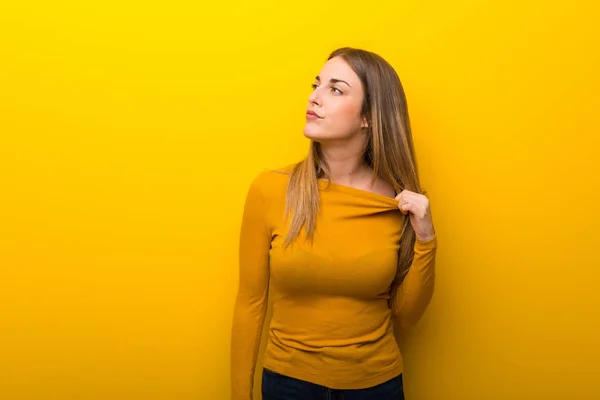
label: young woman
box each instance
[231,47,437,400]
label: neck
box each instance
[318,139,371,185]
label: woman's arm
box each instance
[230,175,271,400]
[390,236,437,329]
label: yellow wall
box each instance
[1,1,599,399]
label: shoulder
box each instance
[251,163,295,186]
[372,177,397,198]
[247,162,298,200]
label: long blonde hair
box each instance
[284,47,423,283]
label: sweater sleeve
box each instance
[230,175,272,400]
[390,236,437,329]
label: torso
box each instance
[261,168,405,389]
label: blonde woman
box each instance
[231,47,437,400]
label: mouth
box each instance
[306,110,322,119]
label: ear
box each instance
[361,116,369,129]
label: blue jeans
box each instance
[261,368,405,400]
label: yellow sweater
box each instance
[230,167,437,399]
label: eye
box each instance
[331,87,343,94]
[311,83,318,90]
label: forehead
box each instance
[317,56,361,85]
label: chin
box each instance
[303,126,318,139]
[303,125,329,141]
[303,126,351,143]
[303,131,321,140]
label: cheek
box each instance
[330,102,363,129]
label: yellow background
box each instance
[1,1,599,399]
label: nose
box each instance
[308,87,321,106]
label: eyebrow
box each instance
[315,76,351,88]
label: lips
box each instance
[306,110,322,118]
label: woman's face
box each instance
[303,56,367,142]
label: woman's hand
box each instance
[395,190,436,242]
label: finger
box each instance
[399,200,412,215]
[395,189,414,203]
[396,190,424,205]
[401,190,423,202]
[401,191,429,210]
[402,199,427,218]
[395,189,412,198]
